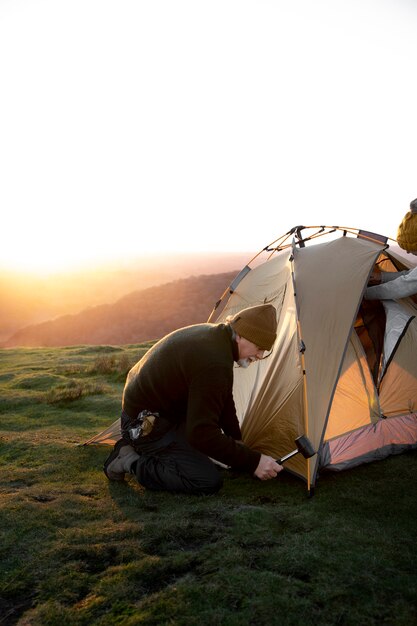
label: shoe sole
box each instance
[103,439,130,481]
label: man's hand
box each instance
[254,454,283,480]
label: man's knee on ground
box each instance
[197,467,223,495]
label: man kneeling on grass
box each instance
[104,304,283,494]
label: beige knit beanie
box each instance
[397,198,417,252]
[230,304,277,351]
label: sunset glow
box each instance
[1,0,416,275]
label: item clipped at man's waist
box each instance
[122,409,173,444]
[128,410,159,441]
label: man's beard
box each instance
[237,358,254,368]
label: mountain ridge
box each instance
[0,252,252,342]
[2,271,237,348]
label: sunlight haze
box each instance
[1,0,416,273]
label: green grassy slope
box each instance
[1,346,416,626]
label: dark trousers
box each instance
[130,424,223,495]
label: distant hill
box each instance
[0,252,252,342]
[2,271,237,347]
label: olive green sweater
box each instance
[122,323,261,473]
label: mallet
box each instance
[277,434,315,464]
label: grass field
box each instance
[0,345,416,626]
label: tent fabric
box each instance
[324,330,380,441]
[379,315,417,416]
[380,300,414,375]
[320,412,417,470]
[83,418,121,446]
[293,238,382,485]
[212,231,417,489]
[215,236,386,487]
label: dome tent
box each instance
[208,225,417,493]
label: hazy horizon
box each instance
[0,249,256,278]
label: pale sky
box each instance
[1,0,416,272]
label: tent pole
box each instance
[290,249,312,492]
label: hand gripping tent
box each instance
[207,225,417,493]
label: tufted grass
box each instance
[0,345,416,626]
